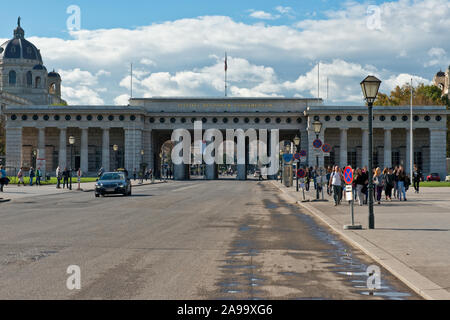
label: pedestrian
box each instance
[133,168,137,181]
[305,167,311,191]
[374,167,384,204]
[17,167,25,186]
[383,168,394,201]
[326,167,332,196]
[361,167,369,205]
[35,167,42,186]
[29,167,35,186]
[0,165,8,192]
[397,166,407,201]
[412,164,421,193]
[393,166,399,199]
[62,167,69,189]
[355,168,366,206]
[56,166,62,188]
[329,166,343,206]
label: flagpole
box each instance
[130,62,133,99]
[317,62,320,99]
[410,78,413,180]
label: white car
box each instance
[446,175,450,182]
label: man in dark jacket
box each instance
[62,167,70,189]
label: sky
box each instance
[1,0,449,105]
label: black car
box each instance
[95,172,132,197]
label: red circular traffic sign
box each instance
[293,153,301,160]
[299,150,307,157]
[296,168,306,178]
[322,143,331,153]
[344,166,353,184]
[313,139,322,149]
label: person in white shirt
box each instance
[329,166,343,206]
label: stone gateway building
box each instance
[1,21,449,180]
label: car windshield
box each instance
[100,173,125,180]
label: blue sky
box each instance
[1,0,448,105]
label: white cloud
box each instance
[61,85,104,105]
[114,94,130,105]
[16,0,450,105]
[249,10,280,20]
[275,6,292,14]
[424,47,448,67]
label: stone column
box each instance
[124,128,143,173]
[383,129,392,169]
[102,128,110,171]
[406,129,411,175]
[80,128,88,174]
[205,139,218,180]
[173,137,188,181]
[5,127,22,175]
[362,129,369,168]
[143,129,153,171]
[429,128,446,180]
[59,128,67,169]
[339,128,348,167]
[37,127,46,177]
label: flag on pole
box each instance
[224,52,227,71]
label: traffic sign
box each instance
[282,153,293,163]
[322,143,331,153]
[313,139,322,149]
[344,166,353,184]
[293,153,301,160]
[299,150,307,157]
[345,185,353,201]
[296,168,306,178]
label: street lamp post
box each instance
[293,135,301,192]
[113,144,119,170]
[140,149,144,184]
[360,75,382,230]
[312,120,322,200]
[69,136,75,190]
[279,149,283,183]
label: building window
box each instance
[108,115,114,121]
[149,117,155,123]
[245,117,250,123]
[413,115,419,121]
[436,115,442,121]
[233,117,239,123]
[286,118,291,123]
[160,118,165,123]
[212,117,218,123]
[424,115,430,121]
[391,115,397,121]
[76,115,82,121]
[119,115,125,121]
[9,70,16,85]
[97,115,103,121]
[26,71,32,87]
[254,118,260,124]
[22,115,28,121]
[223,118,228,123]
[54,115,60,121]
[325,116,330,121]
[347,151,357,168]
[191,117,197,123]
[265,118,271,123]
[35,77,41,88]
[43,115,49,121]
[276,117,281,123]
[380,115,385,121]
[11,114,17,120]
[180,118,186,123]
[202,117,207,123]
[392,151,400,167]
[314,116,320,121]
[346,115,352,121]
[402,115,408,121]
[296,117,302,124]
[358,116,364,121]
[87,115,93,121]
[171,117,176,123]
[130,115,136,121]
[65,115,71,121]
[335,115,341,121]
[32,115,38,121]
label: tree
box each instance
[375,82,449,157]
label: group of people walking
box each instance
[322,164,422,206]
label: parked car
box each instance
[95,171,131,197]
[445,175,450,182]
[426,173,441,182]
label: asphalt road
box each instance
[0,180,419,299]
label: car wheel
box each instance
[95,193,99,198]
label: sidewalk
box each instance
[272,180,450,300]
[0,179,167,202]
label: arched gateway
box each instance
[2,97,448,181]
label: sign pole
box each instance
[343,166,362,230]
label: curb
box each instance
[271,180,450,300]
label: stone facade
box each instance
[1,99,448,180]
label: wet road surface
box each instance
[0,180,420,299]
